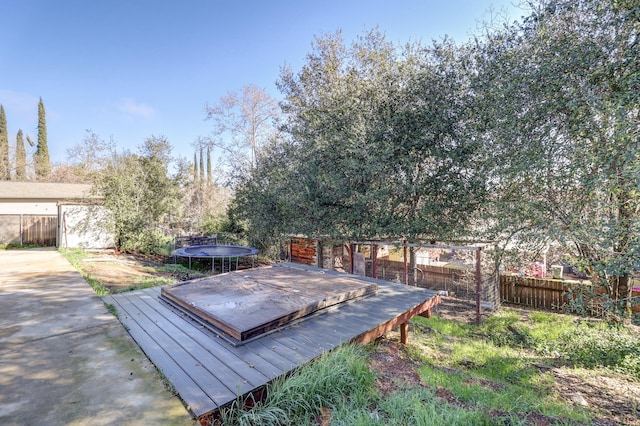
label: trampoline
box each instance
[173,244,259,273]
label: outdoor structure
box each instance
[160,264,377,343]
[172,235,259,273]
[173,244,258,273]
[0,182,113,248]
[289,237,499,324]
[104,262,441,420]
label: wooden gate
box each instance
[22,215,57,246]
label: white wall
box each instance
[0,201,57,215]
[58,204,114,249]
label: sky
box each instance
[0,0,524,166]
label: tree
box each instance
[231,138,299,252]
[0,105,9,180]
[65,130,114,180]
[474,0,640,319]
[92,135,180,252]
[231,30,486,252]
[34,97,51,179]
[180,137,229,234]
[207,146,212,185]
[268,30,484,242]
[199,146,205,182]
[193,151,198,182]
[15,129,26,180]
[205,84,280,182]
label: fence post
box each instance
[372,244,378,279]
[476,247,482,325]
[403,241,408,285]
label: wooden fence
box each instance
[500,274,571,310]
[500,274,640,314]
[21,215,57,246]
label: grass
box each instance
[211,308,639,425]
[60,248,228,299]
[117,276,176,293]
[156,263,209,280]
[0,243,43,250]
[59,247,111,296]
[59,248,202,296]
[104,303,118,317]
[58,247,638,423]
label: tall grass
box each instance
[211,308,640,425]
[216,344,375,425]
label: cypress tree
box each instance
[15,129,26,180]
[199,147,204,182]
[206,146,211,185]
[34,97,51,179]
[193,151,198,182]
[0,105,9,180]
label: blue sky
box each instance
[0,0,523,165]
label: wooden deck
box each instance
[103,262,441,419]
[160,265,378,342]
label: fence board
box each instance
[500,275,577,310]
[22,215,57,246]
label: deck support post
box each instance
[400,322,409,345]
[419,309,432,318]
[354,294,442,345]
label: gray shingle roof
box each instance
[0,182,95,200]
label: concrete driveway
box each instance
[0,249,194,426]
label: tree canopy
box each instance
[15,129,26,180]
[87,135,180,252]
[205,84,281,184]
[234,30,487,244]
[231,0,639,318]
[473,0,639,315]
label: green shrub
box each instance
[121,230,172,255]
[551,321,640,377]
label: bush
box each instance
[121,230,172,255]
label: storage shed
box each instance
[0,182,113,249]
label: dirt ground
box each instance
[80,250,193,292]
[82,251,640,425]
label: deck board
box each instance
[145,287,287,380]
[128,291,271,388]
[111,292,243,403]
[105,262,441,419]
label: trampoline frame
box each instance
[173,244,259,273]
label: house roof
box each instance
[0,182,95,200]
